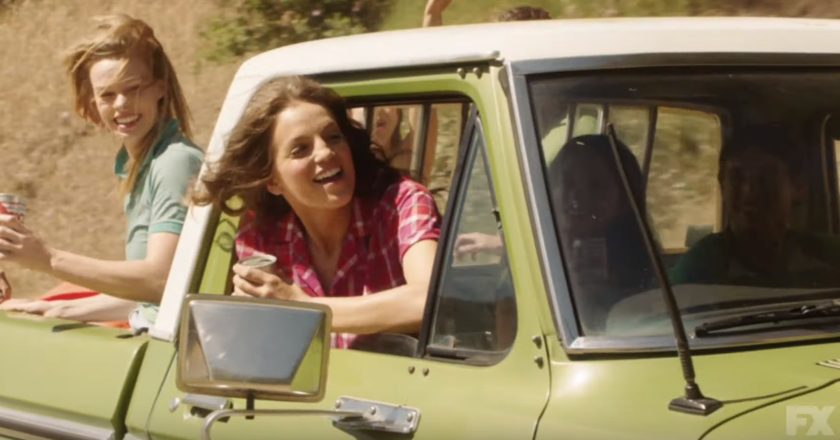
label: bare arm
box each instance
[423,0,452,27]
[0,293,137,321]
[0,214,178,303]
[0,269,10,300]
[232,240,438,334]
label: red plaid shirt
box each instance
[235,178,441,348]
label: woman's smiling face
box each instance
[89,56,164,151]
[266,101,357,214]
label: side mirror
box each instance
[176,294,331,402]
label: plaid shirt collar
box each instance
[276,198,370,244]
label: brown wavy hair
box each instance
[192,76,398,227]
[64,14,193,196]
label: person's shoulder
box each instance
[156,138,203,162]
[791,230,840,259]
[384,177,434,202]
[669,232,728,283]
[368,177,438,221]
[687,232,726,252]
[151,138,204,174]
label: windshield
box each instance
[529,68,840,343]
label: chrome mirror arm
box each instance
[202,397,421,439]
[202,408,364,440]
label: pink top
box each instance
[235,178,441,347]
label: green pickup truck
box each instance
[4,17,840,440]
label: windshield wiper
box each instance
[695,301,840,337]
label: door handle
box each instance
[332,397,420,434]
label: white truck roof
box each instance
[240,17,840,77]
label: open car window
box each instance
[529,69,840,344]
[349,100,469,213]
[426,116,516,364]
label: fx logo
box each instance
[786,406,835,436]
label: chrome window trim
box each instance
[511,52,840,77]
[0,405,114,440]
[508,52,840,353]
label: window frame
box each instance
[417,109,514,366]
[346,96,471,188]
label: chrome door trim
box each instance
[0,405,114,440]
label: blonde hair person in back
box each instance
[0,14,203,325]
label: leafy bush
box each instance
[203,0,393,62]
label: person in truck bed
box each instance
[0,14,203,325]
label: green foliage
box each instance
[380,0,838,30]
[202,0,393,62]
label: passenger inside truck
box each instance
[670,128,840,288]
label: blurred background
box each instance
[1,0,839,296]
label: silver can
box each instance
[239,253,277,273]
[0,193,25,219]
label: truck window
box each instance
[350,100,467,213]
[425,118,516,363]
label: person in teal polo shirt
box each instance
[669,129,840,288]
[0,15,202,323]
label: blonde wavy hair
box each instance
[64,14,193,195]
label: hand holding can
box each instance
[0,194,26,220]
[238,253,277,274]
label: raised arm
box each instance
[423,0,452,27]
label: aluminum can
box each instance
[0,194,25,219]
[239,253,277,273]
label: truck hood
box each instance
[703,370,840,440]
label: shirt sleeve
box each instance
[148,143,204,235]
[395,180,442,260]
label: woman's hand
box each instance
[0,214,53,272]
[0,294,136,321]
[0,298,51,314]
[454,232,503,259]
[231,263,308,302]
[0,270,11,301]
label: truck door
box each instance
[0,315,148,439]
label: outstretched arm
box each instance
[232,239,438,334]
[0,214,178,303]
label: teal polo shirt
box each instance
[114,119,203,261]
